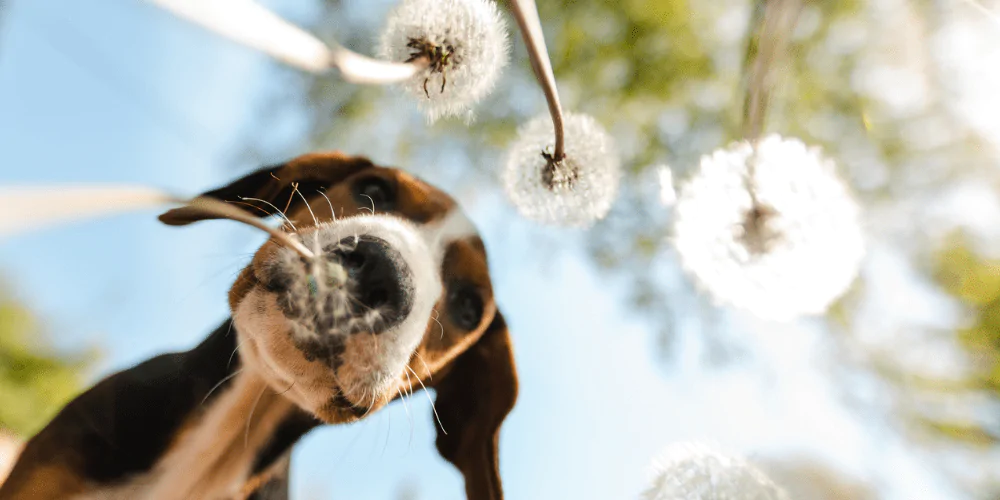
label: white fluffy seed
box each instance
[644,443,789,500]
[673,135,864,321]
[377,0,509,122]
[657,165,677,207]
[501,112,621,227]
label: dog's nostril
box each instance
[322,235,414,332]
[342,251,366,271]
[365,287,390,308]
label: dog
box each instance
[0,152,518,500]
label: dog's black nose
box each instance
[327,235,414,331]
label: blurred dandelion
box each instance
[643,442,789,500]
[673,135,864,321]
[502,112,620,227]
[378,0,509,122]
[658,166,677,207]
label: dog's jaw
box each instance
[233,214,442,423]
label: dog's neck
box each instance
[0,321,320,500]
[137,370,297,500]
[72,322,319,500]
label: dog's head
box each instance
[159,152,517,498]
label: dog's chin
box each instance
[232,214,442,424]
[232,298,409,424]
[232,307,411,424]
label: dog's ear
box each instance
[158,152,373,226]
[433,311,518,500]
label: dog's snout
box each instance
[327,236,414,331]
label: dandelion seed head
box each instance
[378,0,509,122]
[644,443,789,500]
[502,112,621,227]
[657,165,677,207]
[673,135,864,321]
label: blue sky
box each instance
[0,0,967,498]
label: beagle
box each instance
[0,152,518,500]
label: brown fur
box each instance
[0,464,88,499]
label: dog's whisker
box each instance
[240,196,297,231]
[413,351,434,382]
[292,183,320,229]
[395,386,410,420]
[182,196,314,259]
[395,385,415,449]
[317,189,337,222]
[282,182,298,216]
[200,368,243,406]
[227,199,274,218]
[360,193,376,214]
[406,364,447,435]
[402,368,419,449]
[227,340,244,370]
[403,365,415,399]
[329,369,367,411]
[381,405,392,459]
[334,409,373,469]
[430,309,445,340]
[275,380,296,397]
[244,383,269,450]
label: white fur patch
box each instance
[419,207,478,266]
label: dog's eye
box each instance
[352,176,396,212]
[447,284,484,331]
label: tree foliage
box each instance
[0,292,88,437]
[930,238,1000,446]
[257,0,1000,494]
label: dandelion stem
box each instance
[508,0,566,161]
[148,0,427,83]
[741,0,803,141]
[183,197,316,260]
[0,186,316,261]
[330,44,430,85]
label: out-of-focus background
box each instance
[1,0,1000,498]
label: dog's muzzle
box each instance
[262,236,414,335]
[253,215,440,366]
[232,215,440,420]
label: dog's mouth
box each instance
[329,392,372,419]
[234,214,442,422]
